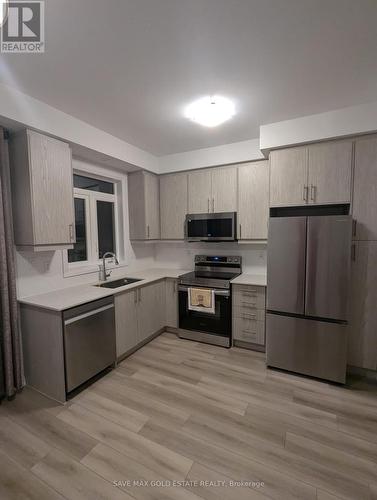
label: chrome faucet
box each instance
[98,252,119,281]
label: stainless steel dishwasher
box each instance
[63,296,116,393]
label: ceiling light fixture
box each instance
[184,95,235,127]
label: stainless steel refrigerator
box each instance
[266,214,352,383]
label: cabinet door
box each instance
[137,281,166,342]
[348,241,377,370]
[269,147,308,207]
[160,173,187,239]
[188,170,212,213]
[115,290,139,358]
[238,161,269,239]
[165,278,178,328]
[144,172,160,239]
[28,131,75,245]
[308,140,352,204]
[211,167,237,213]
[128,172,147,240]
[353,137,377,240]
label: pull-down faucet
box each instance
[98,252,119,281]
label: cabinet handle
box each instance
[138,288,141,302]
[68,223,74,242]
[242,330,257,335]
[212,198,215,213]
[147,225,150,238]
[352,220,357,237]
[207,198,210,213]
[239,224,242,239]
[303,185,309,202]
[351,243,356,262]
[134,290,138,304]
[310,185,316,202]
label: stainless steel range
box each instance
[178,255,242,347]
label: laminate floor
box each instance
[1,332,377,500]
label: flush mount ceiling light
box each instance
[184,95,236,127]
[0,1,9,27]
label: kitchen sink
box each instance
[95,277,142,289]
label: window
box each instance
[67,174,118,268]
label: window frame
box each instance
[63,168,123,277]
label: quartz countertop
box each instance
[18,268,189,312]
[231,273,267,287]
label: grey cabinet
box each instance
[115,280,166,358]
[270,146,308,207]
[212,166,237,213]
[238,161,269,240]
[269,140,353,207]
[165,278,178,328]
[188,167,237,214]
[353,136,377,241]
[160,173,188,239]
[232,284,266,349]
[128,171,160,240]
[307,140,353,205]
[348,241,377,370]
[115,289,138,357]
[9,129,75,250]
[188,170,212,213]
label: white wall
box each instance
[260,100,377,153]
[154,241,267,275]
[159,138,264,173]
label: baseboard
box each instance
[233,340,266,353]
[347,365,377,382]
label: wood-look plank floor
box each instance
[1,332,377,500]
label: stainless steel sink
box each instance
[95,277,142,289]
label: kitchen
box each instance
[0,1,377,500]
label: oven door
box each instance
[178,286,231,338]
[185,212,236,241]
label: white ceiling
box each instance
[1,0,377,156]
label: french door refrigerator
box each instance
[266,214,352,383]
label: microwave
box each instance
[185,212,237,242]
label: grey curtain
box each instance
[0,129,23,399]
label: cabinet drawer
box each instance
[233,306,265,321]
[233,286,265,309]
[233,317,265,345]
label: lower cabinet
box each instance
[232,284,266,350]
[115,280,166,358]
[165,278,178,328]
[348,241,377,370]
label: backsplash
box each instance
[154,241,267,274]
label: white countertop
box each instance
[231,273,267,287]
[18,268,267,312]
[18,268,189,312]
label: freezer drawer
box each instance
[266,313,347,383]
[267,217,307,314]
[63,297,116,393]
[305,215,352,321]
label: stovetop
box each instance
[179,255,242,290]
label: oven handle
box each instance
[178,286,230,297]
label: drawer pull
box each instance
[241,292,257,297]
[242,314,256,320]
[241,303,257,308]
[242,330,257,335]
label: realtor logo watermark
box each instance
[1,1,45,53]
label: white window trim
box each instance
[63,165,128,278]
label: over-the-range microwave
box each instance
[185,212,237,242]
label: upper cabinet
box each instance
[353,136,377,241]
[128,171,160,240]
[307,141,353,204]
[160,172,188,239]
[188,166,237,213]
[269,140,352,207]
[188,170,212,213]
[238,160,269,240]
[211,167,238,213]
[9,129,75,251]
[270,146,308,207]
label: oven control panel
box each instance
[194,255,241,264]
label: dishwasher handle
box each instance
[64,304,114,326]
